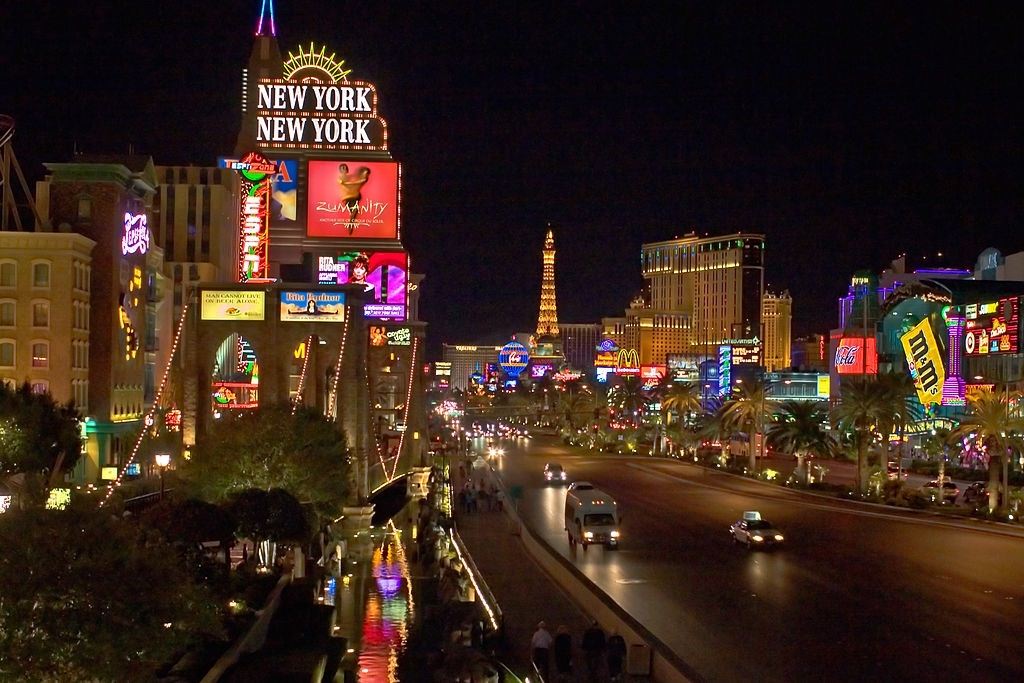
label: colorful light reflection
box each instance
[357,525,415,682]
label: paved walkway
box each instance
[454,456,606,682]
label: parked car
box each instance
[921,479,960,502]
[886,462,907,480]
[962,481,989,505]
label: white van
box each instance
[564,481,621,550]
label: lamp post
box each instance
[155,453,170,501]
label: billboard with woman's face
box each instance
[316,251,408,320]
[306,160,399,239]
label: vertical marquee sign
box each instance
[223,152,276,283]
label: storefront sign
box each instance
[964,296,1019,356]
[615,349,641,376]
[901,319,946,405]
[834,337,878,375]
[230,152,273,282]
[200,290,266,321]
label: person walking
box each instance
[553,624,573,681]
[581,620,606,682]
[607,630,627,681]
[531,621,553,682]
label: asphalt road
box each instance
[483,434,1024,683]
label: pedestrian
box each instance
[457,488,468,514]
[553,624,573,681]
[581,620,606,681]
[531,621,553,682]
[494,487,505,512]
[607,629,626,681]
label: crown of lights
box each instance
[283,42,352,83]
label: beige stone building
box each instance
[0,231,95,408]
[762,290,793,372]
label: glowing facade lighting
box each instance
[256,0,276,36]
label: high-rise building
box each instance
[536,228,560,338]
[442,344,503,392]
[560,323,601,372]
[625,232,766,365]
[762,290,792,372]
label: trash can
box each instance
[626,642,652,675]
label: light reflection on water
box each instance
[356,523,415,682]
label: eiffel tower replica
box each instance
[532,226,564,364]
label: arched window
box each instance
[32,261,51,288]
[0,300,14,327]
[32,300,49,328]
[31,341,48,368]
[0,340,13,367]
[0,261,15,288]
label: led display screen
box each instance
[964,297,1019,356]
[317,251,407,320]
[307,160,398,239]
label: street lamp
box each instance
[155,453,170,501]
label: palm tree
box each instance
[701,404,738,466]
[653,381,703,456]
[949,388,1024,514]
[557,380,592,431]
[768,401,836,484]
[875,371,921,483]
[833,379,887,495]
[608,377,649,428]
[722,377,775,473]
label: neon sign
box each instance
[834,337,878,375]
[233,152,272,282]
[498,341,530,378]
[901,319,945,405]
[615,349,641,376]
[121,213,149,256]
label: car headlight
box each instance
[774,534,784,541]
[610,530,620,538]
[752,535,764,542]
[584,531,594,539]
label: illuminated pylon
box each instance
[535,227,560,337]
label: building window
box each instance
[0,341,13,367]
[77,197,92,220]
[0,262,15,288]
[32,301,49,328]
[31,342,48,368]
[31,381,48,395]
[32,262,50,288]
[0,301,14,327]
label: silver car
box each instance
[730,512,785,549]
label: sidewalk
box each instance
[453,458,596,681]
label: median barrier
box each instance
[481,465,702,683]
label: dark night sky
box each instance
[5,2,1022,359]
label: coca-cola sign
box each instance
[834,337,877,374]
[121,212,149,256]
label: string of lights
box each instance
[100,300,191,508]
[291,334,314,414]
[326,316,350,420]
[388,336,418,482]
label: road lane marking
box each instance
[625,462,1024,538]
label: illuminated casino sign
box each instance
[964,297,1019,356]
[121,212,149,256]
[229,152,273,282]
[307,161,399,239]
[252,79,387,151]
[718,345,732,395]
[279,291,346,322]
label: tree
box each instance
[949,389,1024,514]
[875,371,921,481]
[654,381,703,457]
[141,498,237,583]
[768,401,836,484]
[722,378,775,473]
[607,377,649,427]
[182,404,349,522]
[0,382,82,498]
[228,487,310,568]
[557,379,592,431]
[833,380,887,494]
[0,508,222,682]
[701,404,737,466]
